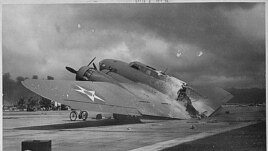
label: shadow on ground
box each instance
[15,119,142,130]
[163,122,266,151]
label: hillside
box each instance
[226,88,266,104]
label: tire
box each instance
[69,111,77,121]
[96,114,102,120]
[81,111,88,121]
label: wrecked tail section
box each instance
[185,86,233,118]
[208,93,234,117]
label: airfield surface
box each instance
[3,105,265,151]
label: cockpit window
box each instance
[146,65,156,70]
[131,64,140,70]
[129,62,167,79]
[99,62,106,71]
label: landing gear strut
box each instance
[69,110,88,121]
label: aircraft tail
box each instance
[189,86,233,117]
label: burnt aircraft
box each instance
[22,58,233,121]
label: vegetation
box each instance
[39,97,52,110]
[17,97,27,109]
[26,97,39,111]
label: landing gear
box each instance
[96,114,103,120]
[69,110,88,121]
[80,111,88,121]
[69,111,77,121]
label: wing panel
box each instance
[22,79,140,115]
[121,83,191,119]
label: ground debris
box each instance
[207,119,218,123]
[190,125,195,129]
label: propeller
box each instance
[87,57,96,66]
[66,66,77,74]
[66,57,98,75]
[93,63,97,70]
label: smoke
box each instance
[3,3,265,88]
[3,73,28,105]
[2,73,54,105]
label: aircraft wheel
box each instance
[78,111,82,119]
[69,111,77,121]
[96,114,102,120]
[81,111,88,121]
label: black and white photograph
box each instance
[2,1,266,151]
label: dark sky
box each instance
[2,3,265,88]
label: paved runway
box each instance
[3,105,265,151]
[163,122,266,151]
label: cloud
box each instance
[221,3,265,41]
[2,3,265,88]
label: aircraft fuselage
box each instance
[98,59,186,99]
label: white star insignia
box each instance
[75,85,105,103]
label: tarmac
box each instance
[3,105,266,151]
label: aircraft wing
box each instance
[22,79,141,116]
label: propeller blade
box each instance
[87,57,96,66]
[93,63,97,70]
[66,66,77,74]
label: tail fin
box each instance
[188,86,233,117]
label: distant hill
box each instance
[226,88,266,104]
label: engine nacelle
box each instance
[75,66,113,83]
